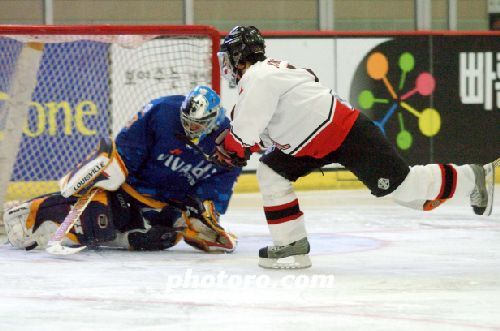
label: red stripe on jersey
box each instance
[224,129,261,158]
[295,101,359,158]
[263,199,300,212]
[267,212,304,225]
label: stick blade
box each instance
[46,242,87,255]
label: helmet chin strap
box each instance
[235,68,243,83]
[235,62,249,83]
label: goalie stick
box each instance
[175,133,213,162]
[46,188,102,255]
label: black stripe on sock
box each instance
[264,204,302,222]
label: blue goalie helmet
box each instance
[180,86,224,140]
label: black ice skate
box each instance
[470,158,498,216]
[258,237,311,269]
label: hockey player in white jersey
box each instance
[214,25,498,269]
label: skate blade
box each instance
[258,254,312,269]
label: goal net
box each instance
[0,25,220,231]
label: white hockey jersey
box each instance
[227,58,359,159]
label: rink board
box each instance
[4,167,500,201]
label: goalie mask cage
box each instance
[0,25,220,231]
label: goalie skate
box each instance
[470,158,498,216]
[258,237,311,269]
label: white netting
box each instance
[0,28,217,229]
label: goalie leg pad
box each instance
[59,137,128,198]
[4,201,50,249]
[75,191,116,246]
[4,191,116,249]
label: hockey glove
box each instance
[178,200,237,253]
[211,129,248,168]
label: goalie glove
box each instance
[178,200,237,253]
[59,137,128,198]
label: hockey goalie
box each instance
[4,86,240,253]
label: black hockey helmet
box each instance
[218,26,266,84]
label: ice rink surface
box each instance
[1,188,499,331]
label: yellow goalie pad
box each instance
[180,200,237,253]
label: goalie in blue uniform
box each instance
[4,86,241,253]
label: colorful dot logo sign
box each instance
[358,51,441,151]
[398,52,415,90]
[358,90,388,109]
[419,108,441,137]
[401,72,435,100]
[416,72,435,96]
[399,52,415,71]
[367,52,397,100]
[367,52,388,79]
[396,113,412,150]
[397,129,413,150]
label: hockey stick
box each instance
[174,133,213,162]
[175,132,243,168]
[46,188,102,255]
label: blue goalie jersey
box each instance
[115,95,241,214]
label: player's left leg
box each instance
[256,151,324,269]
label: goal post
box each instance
[0,25,221,232]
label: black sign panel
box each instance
[349,36,499,165]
